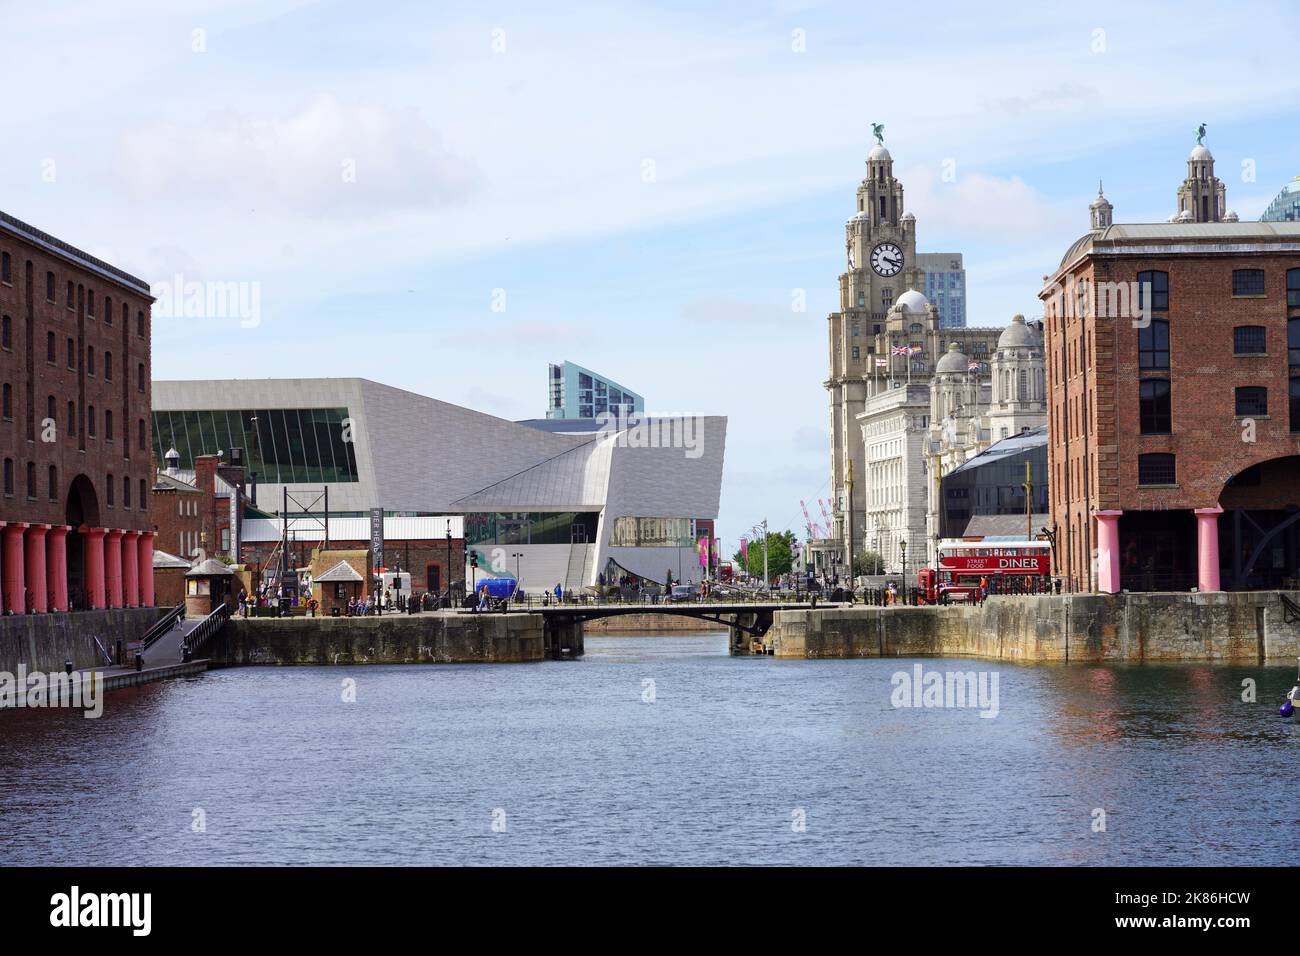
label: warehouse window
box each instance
[1137,453,1176,486]
[1232,269,1265,296]
[1234,326,1267,354]
[1139,379,1171,434]
[1235,386,1268,417]
[1136,271,1168,312]
[1138,319,1169,369]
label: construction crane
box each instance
[799,500,821,540]
[818,498,834,533]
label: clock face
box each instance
[871,242,903,277]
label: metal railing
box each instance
[183,604,230,659]
[140,603,185,650]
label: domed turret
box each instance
[894,288,930,314]
[935,342,969,374]
[997,314,1038,349]
[868,144,891,162]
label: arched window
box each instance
[139,478,147,509]
[105,409,113,441]
[136,311,145,338]
[2,458,11,495]
[88,405,96,437]
[1,314,10,349]
[137,363,145,392]
[46,395,55,425]
[87,346,95,376]
[46,331,54,363]
[67,401,76,436]
[104,351,112,381]
[123,475,131,508]
[138,420,146,450]
[26,462,36,498]
[1,383,10,419]
[48,465,57,501]
[1136,271,1168,312]
[106,473,114,506]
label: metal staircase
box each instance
[564,544,592,593]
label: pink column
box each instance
[47,526,69,612]
[1195,506,1224,592]
[1092,510,1123,594]
[24,525,49,613]
[2,523,27,614]
[83,527,107,610]
[104,529,124,609]
[122,531,140,607]
[138,531,155,607]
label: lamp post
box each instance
[445,522,453,609]
[511,551,523,585]
[900,538,908,605]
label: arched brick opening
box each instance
[1218,455,1300,590]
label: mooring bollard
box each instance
[135,653,143,672]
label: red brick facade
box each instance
[1043,234,1300,592]
[0,211,155,612]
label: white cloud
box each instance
[118,95,480,214]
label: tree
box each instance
[733,531,796,579]
[854,550,884,576]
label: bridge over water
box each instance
[528,602,840,659]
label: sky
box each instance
[5,0,1300,550]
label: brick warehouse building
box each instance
[0,210,155,612]
[1042,141,1300,594]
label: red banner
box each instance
[940,554,1049,574]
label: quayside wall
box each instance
[0,607,171,673]
[765,591,1300,662]
[209,612,546,665]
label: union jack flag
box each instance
[890,345,910,356]
[967,361,981,372]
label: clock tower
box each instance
[824,135,924,579]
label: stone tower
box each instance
[826,138,923,571]
[1174,138,1227,223]
[1089,181,1113,231]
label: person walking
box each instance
[554,582,563,604]
[478,584,491,612]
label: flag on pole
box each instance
[874,357,888,368]
[740,536,749,563]
[890,345,910,356]
[967,361,980,372]
[697,536,709,568]
[909,344,922,353]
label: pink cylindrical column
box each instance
[104,529,124,608]
[47,526,69,612]
[122,530,140,607]
[1092,510,1123,594]
[24,525,49,613]
[2,523,27,614]
[138,531,155,606]
[1195,506,1224,592]
[83,527,107,610]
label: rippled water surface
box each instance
[1,633,1296,865]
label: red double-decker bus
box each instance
[917,540,1051,604]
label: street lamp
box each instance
[445,522,453,609]
[900,538,908,604]
[511,551,523,586]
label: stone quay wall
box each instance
[766,591,1300,663]
[210,611,546,665]
[585,613,723,633]
[0,607,172,673]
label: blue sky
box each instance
[4,0,1300,548]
